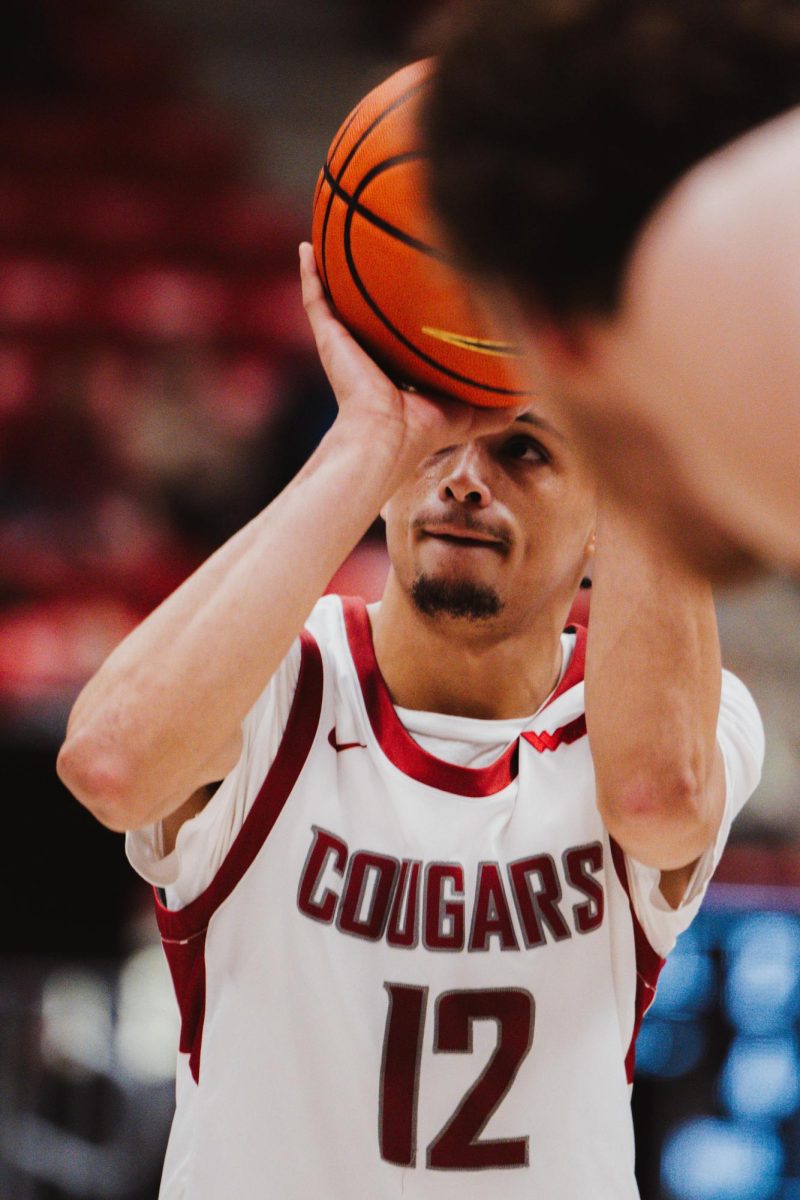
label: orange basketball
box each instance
[311,59,533,408]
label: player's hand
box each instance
[299,243,526,469]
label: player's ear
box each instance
[578,521,596,583]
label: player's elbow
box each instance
[605,767,703,823]
[597,768,715,870]
[57,733,139,832]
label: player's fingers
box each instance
[299,242,328,317]
[411,391,527,439]
[299,242,345,344]
[299,243,353,364]
[468,402,530,435]
[300,242,398,402]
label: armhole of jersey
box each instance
[152,629,324,1083]
[609,837,666,1084]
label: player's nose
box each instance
[437,443,493,507]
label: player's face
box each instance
[383,398,596,630]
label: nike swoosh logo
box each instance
[328,727,367,753]
[421,326,524,359]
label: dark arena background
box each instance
[2,2,800,1197]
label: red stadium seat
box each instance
[0,110,97,172]
[233,271,314,352]
[0,596,140,703]
[0,104,240,184]
[0,257,87,332]
[0,177,38,244]
[54,179,172,252]
[102,264,231,341]
[186,191,304,268]
[203,353,284,433]
[102,104,241,182]
[0,342,38,417]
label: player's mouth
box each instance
[420,523,509,553]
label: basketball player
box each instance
[57,246,763,1199]
[426,0,800,579]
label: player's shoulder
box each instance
[303,593,361,680]
[305,592,345,641]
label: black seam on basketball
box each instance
[327,104,361,175]
[342,170,528,397]
[319,77,431,306]
[317,107,360,295]
[333,78,430,189]
[317,180,333,301]
[323,159,451,265]
[319,177,333,298]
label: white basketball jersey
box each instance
[149,596,704,1199]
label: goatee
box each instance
[411,574,503,621]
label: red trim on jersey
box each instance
[341,596,587,797]
[153,630,324,1082]
[552,623,587,702]
[609,838,665,1084]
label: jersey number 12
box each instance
[379,982,535,1171]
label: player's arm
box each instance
[585,496,726,907]
[58,245,520,834]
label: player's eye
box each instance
[503,435,549,464]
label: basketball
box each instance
[311,59,533,408]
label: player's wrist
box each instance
[321,415,420,497]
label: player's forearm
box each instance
[58,421,408,831]
[585,501,723,868]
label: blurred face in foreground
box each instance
[424,0,800,580]
[517,116,799,584]
[382,398,596,637]
[597,113,800,577]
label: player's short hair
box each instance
[426,0,800,319]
